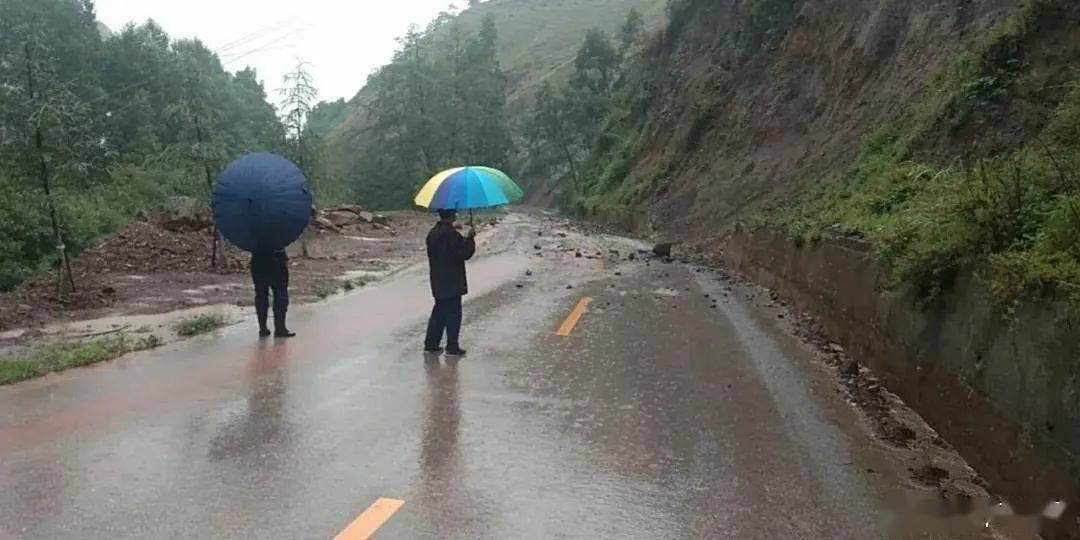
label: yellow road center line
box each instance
[556,297,593,336]
[333,498,405,540]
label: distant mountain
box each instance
[448,0,667,105]
[326,0,667,198]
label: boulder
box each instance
[313,216,338,231]
[326,204,362,216]
[652,242,676,258]
[357,211,375,223]
[325,210,357,227]
[158,197,212,232]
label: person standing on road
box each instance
[424,209,476,356]
[251,249,295,339]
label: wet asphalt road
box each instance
[0,213,969,538]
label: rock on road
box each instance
[0,213,989,539]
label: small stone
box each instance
[566,285,574,289]
[653,242,675,258]
[526,270,533,277]
[840,359,859,377]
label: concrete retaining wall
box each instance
[723,227,1080,530]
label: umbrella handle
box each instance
[469,210,474,228]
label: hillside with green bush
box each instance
[0,0,346,292]
[544,0,1080,312]
[325,0,666,208]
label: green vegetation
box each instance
[327,0,667,206]
[769,0,1080,310]
[523,10,653,214]
[528,0,807,219]
[0,334,161,385]
[0,0,343,292]
[351,13,513,208]
[452,0,666,101]
[173,314,229,337]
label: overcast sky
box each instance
[94,0,460,104]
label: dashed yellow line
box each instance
[333,498,405,540]
[556,297,593,337]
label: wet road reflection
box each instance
[0,214,999,538]
[417,355,471,537]
[208,342,293,461]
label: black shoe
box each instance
[274,329,296,338]
[259,328,272,338]
[445,346,467,357]
[424,346,444,353]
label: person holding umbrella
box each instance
[213,153,312,340]
[415,166,523,356]
[423,209,476,355]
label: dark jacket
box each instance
[427,221,476,299]
[250,250,288,282]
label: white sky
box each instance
[93,0,461,104]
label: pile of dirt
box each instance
[81,221,246,276]
[0,206,432,334]
[0,218,246,331]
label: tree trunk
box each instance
[560,142,580,189]
[26,43,75,298]
[194,118,222,269]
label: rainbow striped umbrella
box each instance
[414,166,523,211]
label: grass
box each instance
[173,314,228,337]
[0,334,161,385]
[769,90,1080,312]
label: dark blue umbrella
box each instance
[212,153,312,253]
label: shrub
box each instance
[0,334,162,385]
[173,314,228,337]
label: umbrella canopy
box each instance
[212,153,312,253]
[471,166,524,203]
[414,166,521,211]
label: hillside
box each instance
[326,0,667,204]
[452,0,668,104]
[584,0,1080,522]
[584,0,1080,304]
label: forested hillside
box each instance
[555,0,1080,310]
[326,0,666,209]
[0,0,335,291]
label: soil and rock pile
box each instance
[314,204,393,232]
[0,197,417,334]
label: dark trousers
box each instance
[253,271,289,329]
[425,296,462,349]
